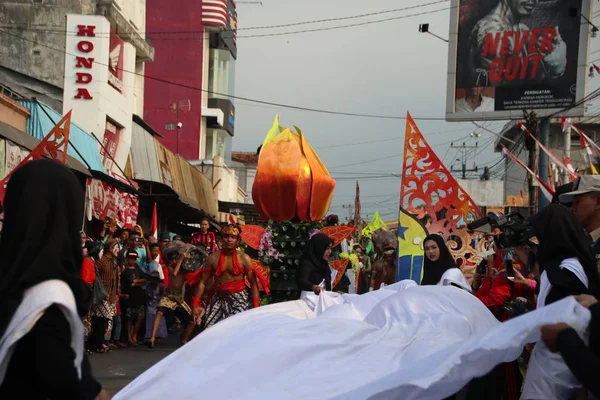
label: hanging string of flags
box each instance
[501,145,555,202]
[516,122,577,182]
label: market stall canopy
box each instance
[130,120,217,220]
[0,120,90,177]
[18,100,104,172]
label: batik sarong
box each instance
[90,300,117,333]
[203,280,249,330]
[157,288,193,326]
[158,288,192,315]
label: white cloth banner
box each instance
[114,281,591,400]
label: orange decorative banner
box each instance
[330,259,350,288]
[245,259,270,292]
[320,225,355,248]
[240,224,266,250]
[0,110,73,202]
[398,113,486,281]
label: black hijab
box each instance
[0,160,88,338]
[303,233,334,288]
[530,204,600,296]
[421,234,458,285]
[305,233,333,270]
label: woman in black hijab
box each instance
[0,160,108,399]
[297,233,334,295]
[421,234,458,286]
[529,204,599,305]
[521,204,600,399]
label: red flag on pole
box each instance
[150,203,158,239]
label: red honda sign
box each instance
[108,31,124,93]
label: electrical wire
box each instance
[0,28,450,121]
[16,0,449,36]
[3,6,453,40]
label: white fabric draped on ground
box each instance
[114,281,591,400]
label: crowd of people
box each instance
[79,219,264,353]
[2,159,600,399]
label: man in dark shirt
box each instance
[121,250,147,345]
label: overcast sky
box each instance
[232,0,600,222]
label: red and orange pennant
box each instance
[0,110,73,202]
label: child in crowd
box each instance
[121,250,147,346]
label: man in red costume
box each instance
[192,224,267,329]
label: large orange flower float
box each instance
[252,116,336,222]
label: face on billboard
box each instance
[507,0,538,18]
[447,0,590,120]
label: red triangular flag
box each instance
[0,110,72,202]
[150,203,158,239]
[400,112,484,275]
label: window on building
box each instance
[165,123,176,131]
[208,49,236,100]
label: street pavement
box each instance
[89,334,180,396]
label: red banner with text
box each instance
[86,178,138,229]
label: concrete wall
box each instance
[0,0,148,118]
[0,0,87,89]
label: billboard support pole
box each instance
[524,111,539,216]
[563,121,571,185]
[538,118,550,210]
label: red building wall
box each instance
[144,0,204,160]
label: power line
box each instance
[238,7,450,38]
[0,29,450,121]
[330,134,473,169]
[14,0,449,37]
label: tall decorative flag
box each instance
[0,110,73,202]
[353,181,362,241]
[580,135,599,175]
[150,203,158,239]
[398,113,487,283]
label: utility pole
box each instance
[342,204,353,223]
[450,142,479,179]
[538,117,550,210]
[563,118,572,184]
[523,111,539,216]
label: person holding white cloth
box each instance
[521,204,600,400]
[297,233,335,308]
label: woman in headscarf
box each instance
[0,160,109,399]
[421,234,459,286]
[297,233,334,296]
[521,204,600,400]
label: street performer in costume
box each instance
[192,224,268,330]
[148,250,195,348]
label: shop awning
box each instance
[18,100,105,172]
[0,120,91,176]
[130,118,218,220]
